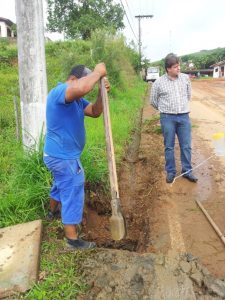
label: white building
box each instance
[0,17,15,38]
[211,60,225,78]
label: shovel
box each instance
[100,78,126,241]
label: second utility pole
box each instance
[135,15,153,68]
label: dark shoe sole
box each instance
[46,210,61,221]
[166,178,174,183]
[166,175,175,183]
[183,175,198,183]
[66,243,96,250]
[66,238,96,250]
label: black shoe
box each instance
[46,210,61,221]
[182,172,198,183]
[166,173,175,183]
[66,238,96,250]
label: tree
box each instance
[46,0,125,40]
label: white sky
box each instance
[119,0,225,62]
[1,0,225,62]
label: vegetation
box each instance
[151,47,225,75]
[0,32,144,225]
[180,48,225,69]
[0,32,145,298]
[46,0,124,39]
[22,228,91,300]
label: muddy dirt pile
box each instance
[78,249,225,300]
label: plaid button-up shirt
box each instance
[150,73,191,114]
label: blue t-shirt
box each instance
[44,82,90,159]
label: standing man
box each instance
[150,53,198,184]
[43,63,109,249]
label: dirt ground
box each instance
[80,78,225,299]
[148,78,225,278]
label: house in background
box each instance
[0,17,15,38]
[182,68,213,78]
[211,60,225,78]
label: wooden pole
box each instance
[15,0,47,149]
[196,200,225,246]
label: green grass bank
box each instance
[0,34,146,298]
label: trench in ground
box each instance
[82,90,164,253]
[81,84,225,279]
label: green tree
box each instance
[46,0,125,40]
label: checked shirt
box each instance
[150,73,191,114]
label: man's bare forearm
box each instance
[92,89,103,117]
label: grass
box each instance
[13,222,91,299]
[9,81,144,298]
[0,81,145,228]
[143,114,162,135]
[143,114,160,126]
[83,82,144,183]
[0,77,145,300]
[153,126,162,134]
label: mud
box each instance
[84,80,225,272]
[80,79,225,299]
[77,250,225,300]
[83,100,164,252]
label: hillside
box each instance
[152,47,225,72]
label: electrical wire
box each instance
[119,0,138,41]
[171,154,216,186]
[123,0,137,28]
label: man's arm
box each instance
[84,77,110,118]
[150,81,159,110]
[65,63,106,102]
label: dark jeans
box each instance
[160,113,192,175]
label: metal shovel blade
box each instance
[109,198,126,240]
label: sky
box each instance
[1,0,225,62]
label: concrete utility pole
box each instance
[135,15,154,67]
[15,0,47,149]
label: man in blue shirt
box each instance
[44,63,109,249]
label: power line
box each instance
[123,0,137,29]
[119,0,138,41]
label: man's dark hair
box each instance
[164,53,180,72]
[68,64,92,79]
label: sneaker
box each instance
[66,238,96,250]
[166,173,175,183]
[183,172,198,183]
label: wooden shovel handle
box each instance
[100,78,119,199]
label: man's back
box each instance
[44,82,89,159]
